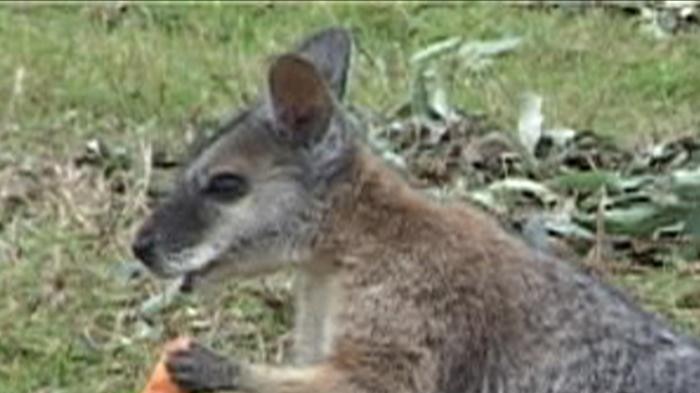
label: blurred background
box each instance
[1,2,699,392]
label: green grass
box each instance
[1,3,700,392]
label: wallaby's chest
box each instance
[292,269,343,365]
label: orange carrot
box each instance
[141,337,192,393]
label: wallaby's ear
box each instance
[268,54,333,146]
[296,27,352,100]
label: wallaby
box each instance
[132,27,700,393]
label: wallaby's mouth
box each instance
[155,242,229,282]
[173,268,209,293]
[175,256,225,292]
[136,253,220,289]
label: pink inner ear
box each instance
[282,105,315,130]
[270,55,332,135]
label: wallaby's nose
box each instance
[132,229,157,265]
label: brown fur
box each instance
[235,150,539,393]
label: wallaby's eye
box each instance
[203,173,249,201]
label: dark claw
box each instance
[165,341,239,392]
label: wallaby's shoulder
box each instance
[316,147,537,324]
[317,148,526,266]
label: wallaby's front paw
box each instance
[165,341,239,392]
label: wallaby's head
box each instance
[132,28,355,284]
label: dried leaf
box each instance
[469,177,559,213]
[458,36,523,60]
[430,86,452,120]
[411,36,462,64]
[517,93,543,156]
